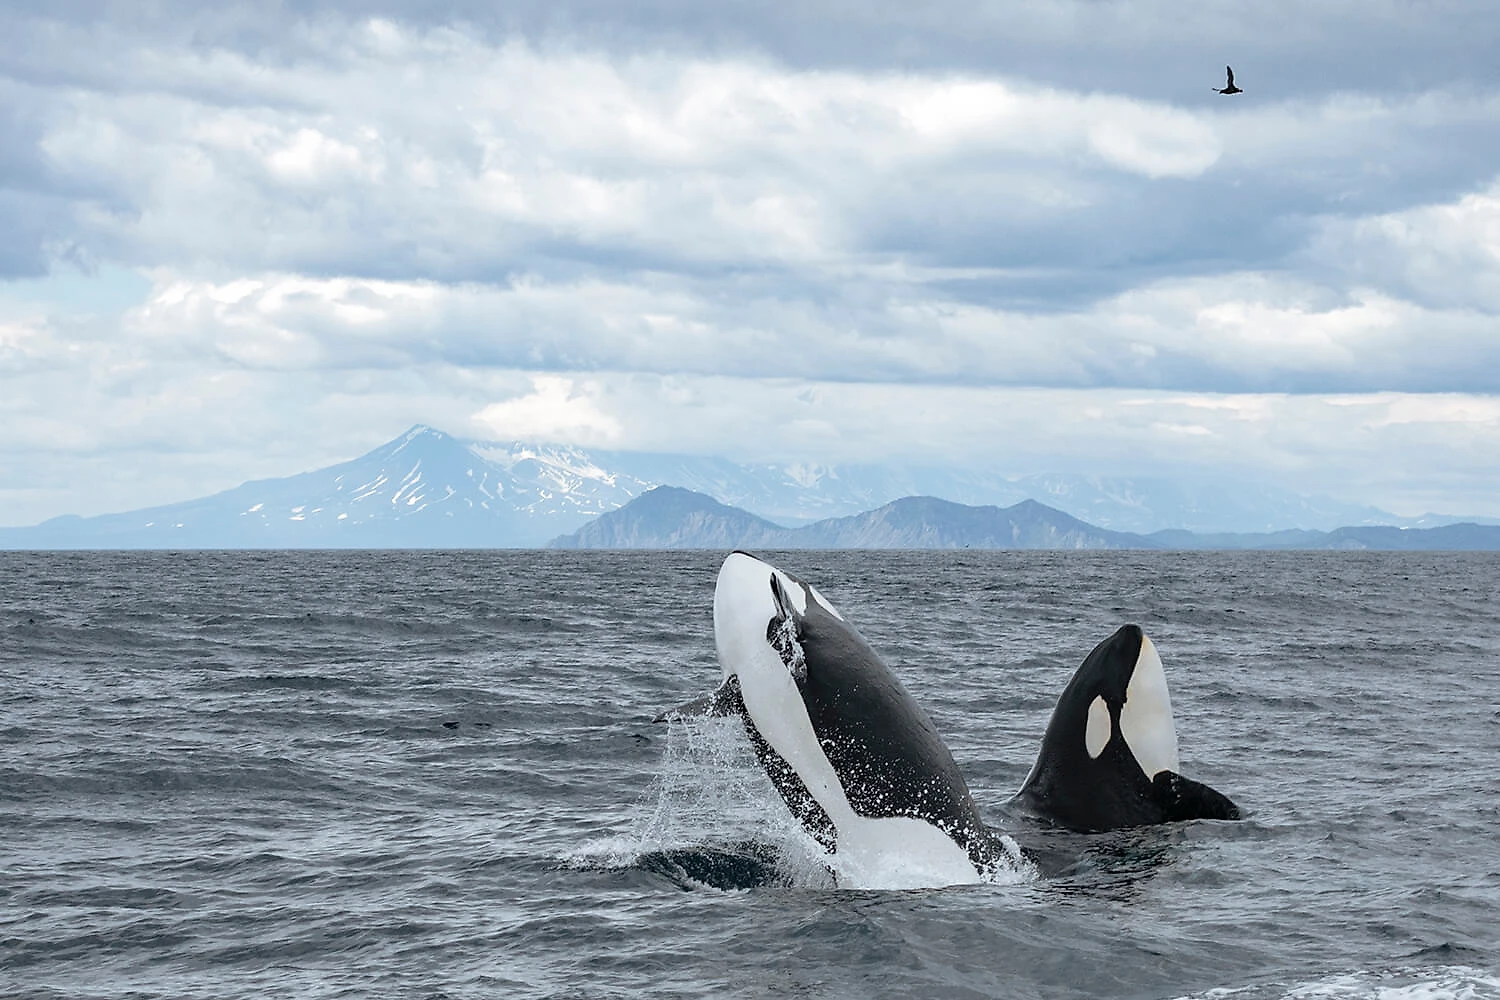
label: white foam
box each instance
[1173,967,1500,1000]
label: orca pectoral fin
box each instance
[1151,770,1241,822]
[652,676,744,723]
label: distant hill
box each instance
[548,488,1500,552]
[547,490,1156,550]
[547,486,790,550]
[1148,522,1500,551]
[1319,524,1500,550]
[786,497,1151,549]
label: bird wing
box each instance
[1226,66,1235,86]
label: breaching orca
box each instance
[656,552,1238,883]
[659,550,1015,886]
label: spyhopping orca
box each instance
[1214,66,1243,94]
[1009,623,1240,831]
[655,552,1239,883]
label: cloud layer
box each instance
[2,5,1498,524]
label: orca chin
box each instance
[655,552,1240,883]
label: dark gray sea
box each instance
[3,550,1497,1000]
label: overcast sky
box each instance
[3,1,1499,525]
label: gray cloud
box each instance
[2,2,1499,525]
[8,27,1495,308]
[15,1,1500,99]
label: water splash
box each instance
[567,717,833,889]
[583,717,1035,891]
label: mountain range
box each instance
[548,486,1500,552]
[2,425,1497,550]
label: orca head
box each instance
[1014,624,1225,832]
[654,551,840,722]
[1095,624,1180,780]
[1028,624,1179,780]
[713,550,844,690]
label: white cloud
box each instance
[265,128,369,184]
[39,252,1500,398]
[472,376,623,444]
[15,25,1243,280]
[1307,178,1500,310]
[0,317,56,373]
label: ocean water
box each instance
[2,549,1497,1000]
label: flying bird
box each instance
[1214,66,1243,94]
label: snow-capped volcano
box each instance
[2,426,651,548]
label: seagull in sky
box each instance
[1213,65,1243,94]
